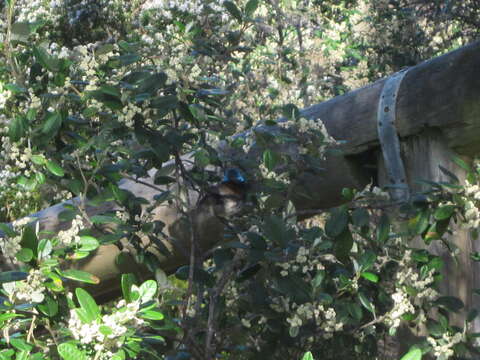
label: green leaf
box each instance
[312,270,325,289]
[31,155,45,165]
[121,273,136,303]
[412,210,429,235]
[224,1,243,22]
[263,215,291,248]
[358,250,377,271]
[33,46,58,71]
[15,248,33,262]
[8,116,28,142]
[4,83,26,93]
[352,208,370,227]
[78,236,99,252]
[21,225,38,255]
[42,111,62,137]
[139,309,164,321]
[301,351,314,360]
[137,72,167,94]
[263,149,279,171]
[400,347,422,360]
[57,343,87,360]
[74,308,90,324]
[361,272,379,283]
[0,223,16,237]
[245,0,259,17]
[325,206,348,238]
[99,85,121,98]
[347,302,363,322]
[15,350,29,360]
[10,338,32,352]
[75,288,100,323]
[427,319,445,337]
[37,238,52,259]
[424,219,450,243]
[0,271,28,283]
[438,165,459,183]
[61,269,100,284]
[334,228,353,261]
[138,280,157,303]
[37,295,59,317]
[150,95,178,116]
[451,155,471,172]
[99,325,113,336]
[46,160,64,177]
[376,213,390,243]
[433,205,455,220]
[111,350,126,360]
[118,53,141,66]
[358,292,375,314]
[434,296,464,313]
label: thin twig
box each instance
[120,172,165,193]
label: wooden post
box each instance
[400,131,477,328]
[378,129,478,357]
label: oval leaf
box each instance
[400,347,422,360]
[361,272,379,283]
[224,1,243,22]
[75,288,100,323]
[61,269,100,284]
[57,343,87,360]
[433,205,455,221]
[46,160,64,177]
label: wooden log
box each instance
[302,40,480,156]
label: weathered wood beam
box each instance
[302,40,480,156]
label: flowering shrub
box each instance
[1,0,480,359]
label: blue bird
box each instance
[222,168,246,185]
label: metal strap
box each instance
[377,68,410,202]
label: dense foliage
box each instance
[0,0,480,359]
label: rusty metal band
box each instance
[377,68,410,202]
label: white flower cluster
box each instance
[0,232,22,264]
[0,136,32,172]
[355,184,390,202]
[258,163,289,185]
[142,0,228,21]
[14,0,62,23]
[277,246,325,277]
[3,268,47,303]
[427,332,464,360]
[118,101,152,128]
[286,303,343,339]
[0,132,40,215]
[461,180,480,229]
[278,117,335,156]
[0,85,12,109]
[385,250,438,329]
[56,215,84,248]
[68,298,144,356]
[386,290,414,329]
[53,190,74,202]
[0,217,34,264]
